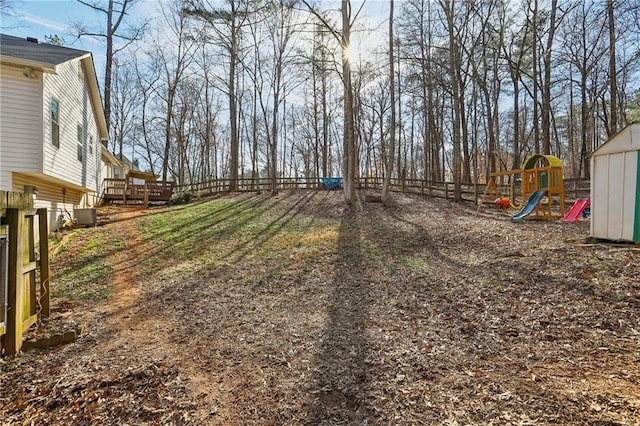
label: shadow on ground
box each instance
[308,208,373,424]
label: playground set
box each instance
[481,154,588,222]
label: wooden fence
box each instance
[0,191,49,357]
[174,176,591,204]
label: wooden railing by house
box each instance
[101,179,174,205]
[0,191,50,357]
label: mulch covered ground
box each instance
[1,191,639,425]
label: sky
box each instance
[1,0,391,83]
[0,0,159,81]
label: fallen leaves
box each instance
[1,192,639,425]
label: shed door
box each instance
[593,152,638,241]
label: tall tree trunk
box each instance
[342,0,357,204]
[271,70,281,195]
[252,43,260,192]
[579,74,590,178]
[76,0,146,134]
[312,55,321,180]
[511,73,520,169]
[382,0,396,202]
[532,0,540,153]
[162,89,174,182]
[541,0,558,155]
[607,0,618,136]
[105,0,114,132]
[229,8,239,191]
[442,0,462,201]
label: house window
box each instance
[89,136,94,155]
[51,99,60,147]
[77,124,83,162]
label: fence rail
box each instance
[175,177,590,204]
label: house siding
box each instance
[0,64,43,190]
[42,59,101,194]
[12,173,85,230]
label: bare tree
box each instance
[381,0,396,203]
[541,0,560,155]
[184,0,253,191]
[501,4,530,170]
[302,0,363,205]
[74,0,148,132]
[152,0,197,183]
[0,0,15,17]
[110,56,139,159]
[438,0,462,201]
[260,0,303,195]
[607,0,618,136]
[560,2,608,178]
[340,0,358,204]
[132,52,161,177]
[192,41,222,183]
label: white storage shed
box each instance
[590,123,640,242]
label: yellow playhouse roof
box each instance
[523,154,563,170]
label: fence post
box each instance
[143,185,149,207]
[4,209,24,356]
[38,209,50,318]
[445,182,449,200]
[474,183,478,204]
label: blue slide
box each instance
[511,190,546,222]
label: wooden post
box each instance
[0,225,7,342]
[445,182,449,200]
[144,184,149,207]
[4,209,24,356]
[37,209,50,318]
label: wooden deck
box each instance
[102,179,174,205]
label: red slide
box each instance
[560,198,590,223]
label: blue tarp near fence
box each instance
[320,177,343,190]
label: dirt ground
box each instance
[1,191,639,425]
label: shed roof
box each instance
[591,123,640,157]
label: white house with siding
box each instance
[0,34,108,229]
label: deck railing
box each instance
[102,179,175,204]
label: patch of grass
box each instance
[51,229,124,302]
[399,256,427,270]
[54,263,114,301]
[49,233,64,248]
[136,198,268,258]
[135,196,341,271]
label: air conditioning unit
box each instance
[74,208,97,226]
